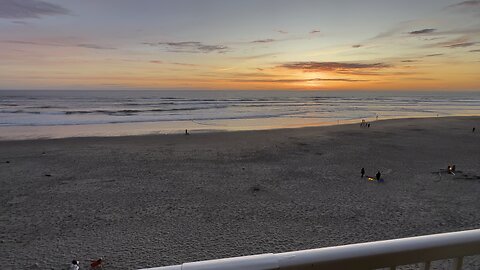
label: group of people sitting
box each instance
[69,258,103,270]
[360,119,371,128]
[361,167,383,182]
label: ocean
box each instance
[0,90,479,140]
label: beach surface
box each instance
[1,116,479,269]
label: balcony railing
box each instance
[138,229,480,270]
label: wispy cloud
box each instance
[372,22,413,39]
[277,30,288,34]
[2,40,41,45]
[447,1,480,16]
[232,77,369,83]
[151,60,200,67]
[401,60,419,63]
[352,44,362,48]
[2,40,116,50]
[76,44,116,50]
[409,28,436,35]
[402,77,437,81]
[448,0,480,8]
[470,49,480,52]
[170,62,200,67]
[143,41,229,53]
[279,61,391,72]
[310,30,321,34]
[251,39,276,43]
[246,35,307,45]
[430,36,477,48]
[446,42,477,48]
[11,20,28,24]
[0,0,69,19]
[425,53,444,57]
[231,53,279,60]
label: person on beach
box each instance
[361,168,365,178]
[69,260,80,270]
[452,165,456,172]
[448,165,452,174]
[367,123,370,128]
[473,127,476,133]
[90,258,103,269]
[185,129,189,135]
[376,171,381,181]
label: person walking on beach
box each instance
[69,260,80,270]
[473,127,476,133]
[376,171,381,181]
[185,129,189,135]
[361,167,365,178]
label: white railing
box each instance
[139,229,480,270]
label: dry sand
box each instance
[1,116,479,270]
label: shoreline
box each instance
[0,115,478,142]
[1,116,479,269]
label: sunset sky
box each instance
[0,0,479,90]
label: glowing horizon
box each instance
[1,0,479,91]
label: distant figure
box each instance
[361,119,366,127]
[376,171,381,181]
[185,129,189,135]
[473,127,476,133]
[452,165,456,172]
[69,260,80,270]
[361,168,365,178]
[367,123,371,128]
[376,115,379,120]
[90,258,103,269]
[448,165,452,174]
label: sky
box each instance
[0,0,479,91]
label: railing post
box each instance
[452,256,463,270]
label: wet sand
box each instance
[1,116,479,269]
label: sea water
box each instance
[0,90,479,140]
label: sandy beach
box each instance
[1,116,479,270]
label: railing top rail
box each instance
[139,229,480,270]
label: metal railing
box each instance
[139,229,480,270]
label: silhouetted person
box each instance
[452,165,456,172]
[376,171,381,181]
[448,165,452,174]
[473,127,476,133]
[361,168,365,178]
[69,260,80,270]
[367,123,371,128]
[185,129,189,135]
